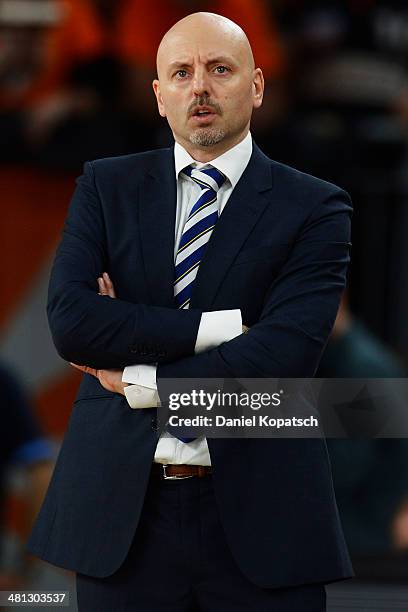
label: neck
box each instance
[176,128,249,163]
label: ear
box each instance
[153,79,166,117]
[252,68,264,109]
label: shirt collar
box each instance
[174,131,253,188]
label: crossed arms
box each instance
[49,162,352,398]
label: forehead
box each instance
[158,27,247,70]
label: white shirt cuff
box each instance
[122,309,242,408]
[122,364,159,409]
[123,364,157,387]
[195,309,242,353]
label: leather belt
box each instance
[152,463,212,480]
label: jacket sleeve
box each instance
[47,162,202,369]
[157,187,352,385]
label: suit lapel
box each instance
[137,144,274,310]
[190,144,274,310]
[138,149,177,307]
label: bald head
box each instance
[152,11,264,162]
[156,12,255,78]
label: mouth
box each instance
[190,106,218,124]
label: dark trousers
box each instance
[76,474,326,611]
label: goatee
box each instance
[189,128,225,147]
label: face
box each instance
[153,19,264,158]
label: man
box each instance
[28,12,353,611]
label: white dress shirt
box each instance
[122,131,253,465]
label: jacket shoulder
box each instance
[85,148,173,180]
[270,157,349,201]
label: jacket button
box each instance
[151,417,158,431]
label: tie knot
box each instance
[183,164,226,193]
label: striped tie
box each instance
[174,164,226,309]
[170,164,225,443]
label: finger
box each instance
[102,272,114,290]
[98,276,114,298]
[97,277,108,295]
[70,362,85,372]
[69,363,98,377]
[102,272,116,298]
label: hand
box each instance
[98,272,116,297]
[70,363,127,396]
[242,324,249,333]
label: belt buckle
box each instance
[162,465,194,480]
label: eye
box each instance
[175,69,188,78]
[214,65,229,74]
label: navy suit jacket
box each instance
[28,143,353,587]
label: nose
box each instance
[192,68,211,97]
